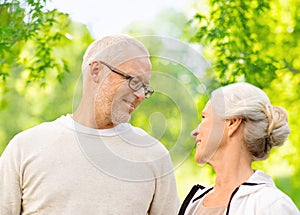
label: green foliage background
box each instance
[0,0,299,209]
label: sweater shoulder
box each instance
[7,118,67,153]
[127,125,168,151]
[13,118,63,140]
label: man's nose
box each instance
[133,88,145,100]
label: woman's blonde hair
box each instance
[211,82,290,161]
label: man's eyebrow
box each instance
[130,72,151,84]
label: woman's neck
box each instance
[209,142,253,191]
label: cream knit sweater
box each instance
[0,115,180,215]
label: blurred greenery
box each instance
[0,0,72,86]
[184,0,300,208]
[0,0,299,210]
[0,1,94,154]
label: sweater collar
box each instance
[58,114,131,136]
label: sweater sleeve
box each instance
[0,136,22,215]
[147,154,180,215]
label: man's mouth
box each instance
[123,100,135,111]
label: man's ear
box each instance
[89,61,101,83]
[226,118,243,137]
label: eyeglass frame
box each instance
[90,60,154,98]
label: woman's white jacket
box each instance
[179,170,300,215]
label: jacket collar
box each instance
[192,170,275,202]
[236,170,275,198]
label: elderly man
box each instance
[0,35,180,214]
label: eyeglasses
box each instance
[96,60,154,98]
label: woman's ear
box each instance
[226,118,243,137]
[89,61,101,83]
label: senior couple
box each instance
[0,35,299,215]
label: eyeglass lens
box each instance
[128,77,153,98]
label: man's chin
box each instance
[111,112,131,125]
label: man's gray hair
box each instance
[81,34,150,87]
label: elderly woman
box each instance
[179,83,299,215]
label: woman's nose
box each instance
[191,125,199,137]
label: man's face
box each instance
[94,57,152,127]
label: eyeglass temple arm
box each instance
[98,60,132,79]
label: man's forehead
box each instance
[113,58,151,83]
[116,56,150,66]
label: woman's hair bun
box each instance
[265,105,290,148]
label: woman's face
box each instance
[192,101,227,164]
